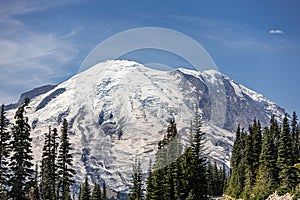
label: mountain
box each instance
[5,60,286,198]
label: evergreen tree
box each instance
[291,112,299,159]
[277,113,297,194]
[102,181,107,200]
[221,164,227,195]
[242,119,262,199]
[206,162,214,197]
[28,163,40,200]
[189,107,208,199]
[177,123,194,199]
[128,157,143,200]
[41,126,54,199]
[214,162,224,196]
[9,98,35,200]
[80,176,91,200]
[164,119,181,199]
[145,159,154,200]
[50,127,59,199]
[242,131,252,199]
[151,167,165,200]
[149,118,181,200]
[252,119,262,177]
[226,126,246,198]
[0,104,10,194]
[253,127,277,199]
[269,115,281,183]
[57,119,75,200]
[91,183,102,200]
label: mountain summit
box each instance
[6,60,285,196]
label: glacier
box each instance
[5,60,286,198]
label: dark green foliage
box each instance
[291,112,299,159]
[144,108,222,200]
[80,176,91,200]
[251,119,262,172]
[242,131,254,199]
[207,162,227,197]
[242,119,262,199]
[102,181,107,200]
[177,147,193,199]
[91,183,102,200]
[226,126,246,198]
[128,157,144,200]
[0,104,10,194]
[57,119,76,200]
[145,118,182,200]
[189,107,208,199]
[28,164,40,200]
[277,113,297,194]
[253,127,277,199]
[145,159,154,200]
[41,126,59,200]
[164,119,181,199]
[0,101,79,198]
[227,113,300,199]
[9,98,35,199]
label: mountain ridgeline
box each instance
[3,60,287,198]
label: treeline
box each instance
[226,112,300,199]
[0,99,82,200]
[127,108,227,200]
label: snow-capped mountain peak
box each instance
[6,60,286,197]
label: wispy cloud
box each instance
[172,16,292,53]
[269,29,284,35]
[0,0,77,17]
[0,0,80,104]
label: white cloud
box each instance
[269,29,284,34]
[0,0,77,18]
[0,0,80,104]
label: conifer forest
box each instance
[1,99,300,200]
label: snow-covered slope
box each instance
[6,60,286,197]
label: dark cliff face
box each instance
[5,84,56,110]
[222,78,270,131]
[177,70,285,132]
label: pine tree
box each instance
[149,118,181,200]
[242,119,262,199]
[9,98,35,200]
[57,119,75,200]
[128,157,144,200]
[28,163,40,200]
[253,127,277,199]
[221,164,227,195]
[269,115,280,184]
[252,119,262,177]
[145,159,154,200]
[40,126,59,200]
[164,119,181,199]
[277,113,297,194]
[226,126,246,198]
[0,104,10,194]
[151,140,167,200]
[50,127,59,199]
[177,123,194,200]
[206,162,214,197]
[41,126,54,199]
[80,176,91,200]
[102,181,107,200]
[91,183,102,200]
[291,112,299,159]
[189,107,208,199]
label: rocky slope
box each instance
[6,60,286,197]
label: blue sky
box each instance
[0,0,300,114]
